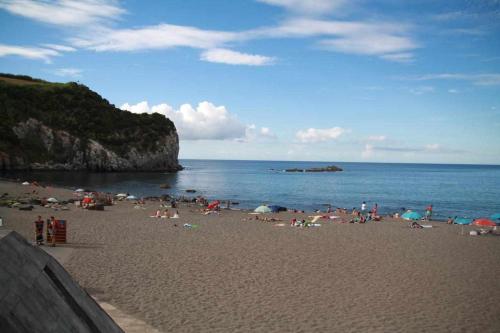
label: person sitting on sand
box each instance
[447,217,454,224]
[291,218,296,226]
[171,210,180,218]
[162,209,170,218]
[34,215,44,245]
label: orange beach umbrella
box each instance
[472,218,496,227]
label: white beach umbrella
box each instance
[22,181,30,185]
[126,195,137,200]
[75,188,84,192]
[47,198,58,203]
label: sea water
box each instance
[2,160,500,220]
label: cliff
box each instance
[0,74,181,171]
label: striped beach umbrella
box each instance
[401,211,422,220]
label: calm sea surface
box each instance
[2,160,500,220]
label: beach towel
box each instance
[273,223,286,227]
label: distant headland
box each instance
[0,74,181,172]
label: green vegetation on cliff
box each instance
[0,73,176,160]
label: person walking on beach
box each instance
[34,215,44,245]
[361,201,367,212]
[425,205,433,220]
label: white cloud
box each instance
[411,73,500,86]
[71,24,237,52]
[296,127,347,143]
[200,48,275,66]
[42,43,76,52]
[448,89,459,94]
[256,0,346,15]
[0,0,125,26]
[425,143,441,151]
[409,86,435,95]
[362,144,374,158]
[120,101,271,141]
[258,18,418,61]
[319,35,415,57]
[242,125,277,142]
[53,67,82,78]
[0,43,59,62]
[367,135,386,142]
[380,52,414,63]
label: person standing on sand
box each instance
[361,201,366,212]
[425,205,433,220]
[34,215,44,245]
[49,216,57,247]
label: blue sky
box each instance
[1,0,499,164]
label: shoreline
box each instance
[1,180,500,332]
[0,174,473,222]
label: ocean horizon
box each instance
[2,159,500,221]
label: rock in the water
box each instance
[285,165,343,172]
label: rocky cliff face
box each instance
[0,74,182,172]
[0,118,180,171]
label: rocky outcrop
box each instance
[2,118,181,171]
[285,165,343,172]
[0,74,181,172]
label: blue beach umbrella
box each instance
[401,211,423,220]
[490,213,500,221]
[454,217,473,225]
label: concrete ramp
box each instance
[0,231,123,333]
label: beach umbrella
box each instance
[75,188,84,192]
[472,218,496,227]
[490,213,500,221]
[268,205,287,213]
[401,211,422,220]
[454,217,473,225]
[254,205,272,213]
[21,181,30,185]
[207,200,220,210]
[126,195,137,200]
[47,197,58,203]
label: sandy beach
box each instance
[1,179,500,332]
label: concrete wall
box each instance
[0,231,123,333]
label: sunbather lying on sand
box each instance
[255,216,282,222]
[409,221,423,229]
[150,210,162,218]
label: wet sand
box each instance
[1,180,500,332]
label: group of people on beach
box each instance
[347,202,381,222]
[151,208,180,219]
[34,215,58,247]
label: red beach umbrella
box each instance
[472,218,496,227]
